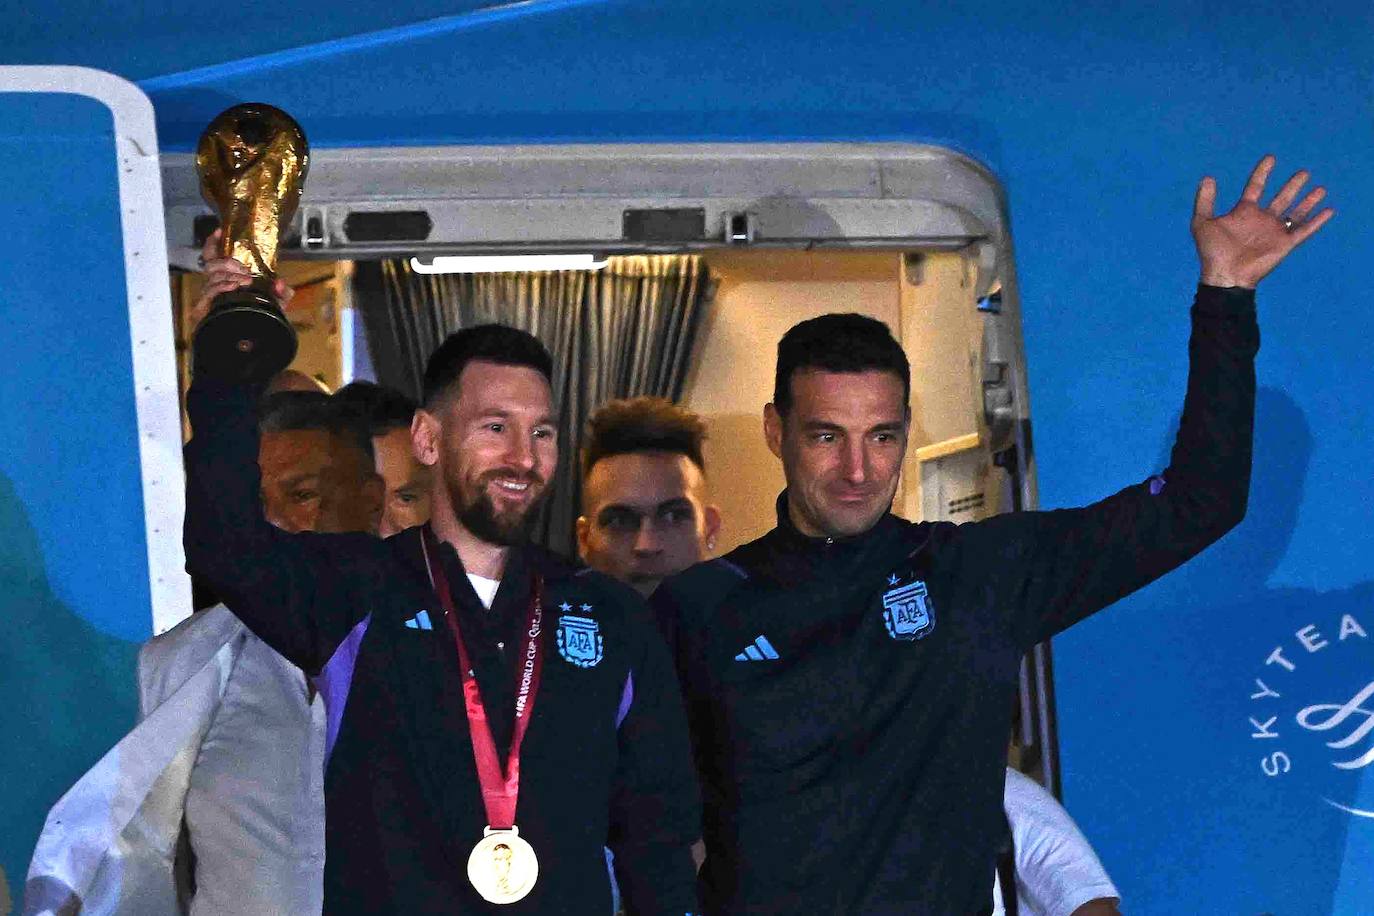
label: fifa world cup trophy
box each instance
[192,103,309,382]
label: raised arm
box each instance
[988,156,1333,648]
[183,237,385,672]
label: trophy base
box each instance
[192,280,298,384]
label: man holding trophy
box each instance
[182,107,701,913]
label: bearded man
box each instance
[182,266,700,913]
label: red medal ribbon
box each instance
[422,526,544,830]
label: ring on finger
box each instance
[1281,215,1296,231]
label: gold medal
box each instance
[467,826,539,904]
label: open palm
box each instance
[1192,155,1334,289]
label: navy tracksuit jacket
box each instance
[183,380,700,914]
[653,285,1256,914]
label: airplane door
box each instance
[0,67,187,905]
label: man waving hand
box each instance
[653,155,1331,914]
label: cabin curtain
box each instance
[354,255,713,555]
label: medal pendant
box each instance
[467,825,539,904]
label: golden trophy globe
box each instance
[192,103,309,382]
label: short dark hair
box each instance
[259,390,330,435]
[333,380,418,436]
[258,390,375,465]
[421,324,554,408]
[582,396,707,478]
[772,313,910,417]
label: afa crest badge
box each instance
[882,577,935,641]
[556,611,603,668]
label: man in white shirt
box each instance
[139,388,382,916]
[993,768,1121,916]
[27,383,382,916]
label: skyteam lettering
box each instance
[1247,611,1373,818]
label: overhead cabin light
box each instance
[410,254,608,274]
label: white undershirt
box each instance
[467,573,500,609]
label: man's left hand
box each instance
[1192,154,1334,289]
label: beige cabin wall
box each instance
[896,251,986,522]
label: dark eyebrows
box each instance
[472,409,558,429]
[596,504,641,524]
[799,419,906,435]
[595,497,693,523]
[800,420,846,433]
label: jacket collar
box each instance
[771,489,904,559]
[394,524,578,613]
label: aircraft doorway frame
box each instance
[161,140,1061,793]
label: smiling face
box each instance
[765,369,909,539]
[578,450,721,597]
[416,360,558,546]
